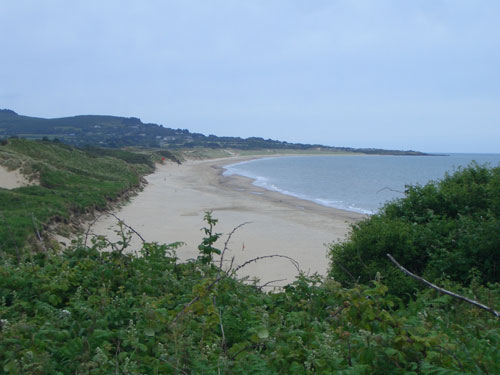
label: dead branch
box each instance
[107,212,146,244]
[31,212,47,252]
[377,187,404,194]
[335,261,357,284]
[84,212,107,247]
[257,278,287,290]
[173,221,301,326]
[219,221,251,270]
[173,254,301,324]
[213,296,227,355]
[233,254,300,274]
[387,253,500,318]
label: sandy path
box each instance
[91,156,364,287]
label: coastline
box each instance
[90,155,365,287]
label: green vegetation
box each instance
[0,109,427,155]
[329,163,500,298]
[0,214,498,374]
[0,139,155,257]
[0,139,498,373]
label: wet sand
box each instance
[91,156,365,287]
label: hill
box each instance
[0,109,427,155]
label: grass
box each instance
[0,139,154,258]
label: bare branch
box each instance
[107,212,146,243]
[213,296,227,355]
[334,261,357,284]
[257,279,287,290]
[387,253,500,318]
[233,254,300,274]
[219,221,251,269]
[84,213,107,247]
[173,254,301,324]
[377,187,404,194]
[31,212,47,252]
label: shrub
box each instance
[329,163,500,298]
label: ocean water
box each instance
[223,154,500,214]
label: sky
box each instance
[1,0,499,153]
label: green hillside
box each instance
[0,109,427,155]
[0,138,156,256]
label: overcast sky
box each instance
[1,1,499,153]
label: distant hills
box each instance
[0,109,427,155]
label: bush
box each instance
[1,216,498,374]
[329,163,500,298]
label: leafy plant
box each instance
[329,163,500,298]
[1,213,498,374]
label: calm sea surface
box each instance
[223,154,500,214]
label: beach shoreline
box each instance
[90,155,365,287]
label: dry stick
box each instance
[219,221,251,270]
[386,253,500,318]
[257,278,287,290]
[377,187,405,194]
[107,212,146,244]
[173,254,301,324]
[159,359,188,375]
[84,212,107,247]
[173,220,301,324]
[233,254,301,275]
[175,223,251,324]
[31,212,47,252]
[213,295,227,355]
[335,261,357,284]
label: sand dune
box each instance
[91,156,365,287]
[0,165,34,189]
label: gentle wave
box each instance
[223,154,500,215]
[223,162,374,214]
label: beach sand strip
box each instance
[90,156,365,287]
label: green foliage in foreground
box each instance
[1,218,499,374]
[0,139,153,257]
[330,163,500,298]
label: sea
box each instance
[223,154,500,215]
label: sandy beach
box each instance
[91,156,365,287]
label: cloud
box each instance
[1,0,499,152]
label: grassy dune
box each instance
[0,139,154,258]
